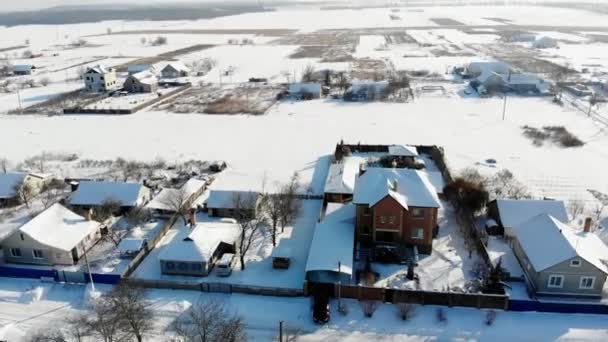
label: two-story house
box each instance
[83,65,117,93]
[352,168,441,254]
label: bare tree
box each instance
[486,169,530,200]
[397,303,416,321]
[81,296,128,342]
[92,199,122,223]
[159,187,191,225]
[22,50,33,58]
[336,71,350,94]
[362,301,379,317]
[106,28,112,35]
[65,314,90,342]
[40,179,68,209]
[588,94,606,117]
[140,37,147,45]
[124,206,151,226]
[301,64,316,83]
[278,173,302,234]
[40,77,50,87]
[106,283,154,342]
[259,192,281,247]
[171,300,246,342]
[568,199,585,221]
[549,64,573,104]
[0,157,8,173]
[15,182,34,208]
[233,193,266,270]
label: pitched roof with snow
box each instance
[146,178,206,211]
[129,70,158,85]
[0,172,27,199]
[324,156,364,195]
[289,82,322,94]
[127,64,154,73]
[70,181,148,207]
[118,238,146,253]
[159,220,240,262]
[162,62,189,73]
[19,203,101,252]
[388,145,419,157]
[305,203,356,275]
[206,190,259,209]
[496,199,568,228]
[13,65,35,72]
[467,61,511,76]
[85,65,111,74]
[513,214,608,274]
[353,168,441,209]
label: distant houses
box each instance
[207,190,259,218]
[124,70,158,93]
[0,172,52,207]
[12,65,36,75]
[461,61,549,95]
[2,203,102,266]
[161,62,190,79]
[83,65,118,93]
[288,82,322,99]
[69,180,151,213]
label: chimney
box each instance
[359,163,367,176]
[84,208,92,221]
[392,179,398,191]
[584,217,592,233]
[188,208,197,228]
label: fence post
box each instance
[477,294,481,309]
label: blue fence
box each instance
[87,273,122,285]
[0,265,57,280]
[510,299,608,315]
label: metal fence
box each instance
[125,278,303,297]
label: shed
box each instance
[12,65,35,75]
[288,82,322,99]
[161,62,190,78]
[118,238,147,258]
[487,199,568,236]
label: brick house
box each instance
[352,168,440,254]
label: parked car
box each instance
[372,243,401,263]
[216,253,235,277]
[312,292,330,324]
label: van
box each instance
[216,253,235,277]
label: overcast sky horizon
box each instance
[0,0,271,12]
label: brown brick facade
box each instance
[356,196,438,254]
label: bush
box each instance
[397,303,415,321]
[152,36,168,46]
[362,301,378,318]
[485,310,497,326]
[443,178,489,214]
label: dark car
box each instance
[372,244,401,263]
[312,293,330,324]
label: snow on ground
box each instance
[374,203,482,291]
[1,277,608,341]
[486,236,525,279]
[0,81,83,113]
[132,200,323,289]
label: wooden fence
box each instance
[125,278,303,297]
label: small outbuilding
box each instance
[487,199,568,236]
[288,82,322,99]
[123,70,158,93]
[161,62,190,78]
[69,180,151,213]
[12,65,36,75]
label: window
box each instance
[411,228,424,240]
[166,262,175,270]
[20,233,25,241]
[380,216,387,224]
[548,275,564,288]
[412,208,425,218]
[363,206,371,216]
[570,259,581,267]
[580,276,595,289]
[192,263,202,271]
[388,216,395,224]
[33,249,44,259]
[178,263,188,271]
[10,248,21,257]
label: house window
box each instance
[20,233,25,241]
[363,207,371,216]
[10,248,21,257]
[411,228,424,240]
[192,263,202,271]
[178,263,188,271]
[548,275,564,288]
[570,259,581,267]
[362,226,371,235]
[388,216,395,224]
[33,249,44,259]
[380,216,387,224]
[580,276,595,289]
[166,262,175,270]
[412,208,425,218]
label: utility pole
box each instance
[16,88,23,114]
[278,320,283,342]
[502,92,507,121]
[84,247,95,292]
[337,261,342,310]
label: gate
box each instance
[203,282,232,293]
[57,270,86,284]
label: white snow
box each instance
[323,156,364,195]
[117,237,146,254]
[146,178,206,211]
[18,203,100,252]
[496,199,569,230]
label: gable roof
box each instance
[496,199,568,228]
[159,220,240,262]
[13,65,35,72]
[85,65,111,74]
[19,203,101,252]
[70,181,148,207]
[0,172,27,199]
[146,178,206,211]
[127,64,153,73]
[353,168,441,209]
[128,70,157,85]
[324,156,364,195]
[513,214,608,274]
[162,62,189,73]
[206,190,259,209]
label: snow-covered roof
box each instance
[496,199,568,228]
[162,62,190,73]
[146,178,206,211]
[12,65,34,72]
[289,82,322,94]
[350,80,388,93]
[118,238,145,253]
[129,70,158,85]
[305,203,356,275]
[85,65,111,74]
[388,144,419,157]
[506,73,542,85]
[533,36,558,48]
[206,190,259,209]
[467,61,511,76]
[324,156,364,195]
[513,214,608,274]
[19,203,101,252]
[128,64,154,73]
[159,220,240,262]
[70,181,148,207]
[418,170,445,195]
[353,168,441,209]
[0,172,27,199]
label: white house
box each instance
[2,203,102,265]
[70,180,151,212]
[0,172,52,207]
[161,62,190,79]
[83,65,118,93]
[124,70,158,93]
[146,178,207,216]
[289,82,322,99]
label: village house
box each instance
[464,61,511,78]
[207,190,259,218]
[69,180,151,213]
[0,172,52,207]
[487,199,568,236]
[12,64,36,75]
[146,178,207,217]
[511,214,608,298]
[83,65,117,93]
[127,64,155,76]
[158,220,239,276]
[2,203,102,266]
[352,167,441,254]
[160,62,190,79]
[123,70,158,93]
[288,82,322,99]
[324,156,365,203]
